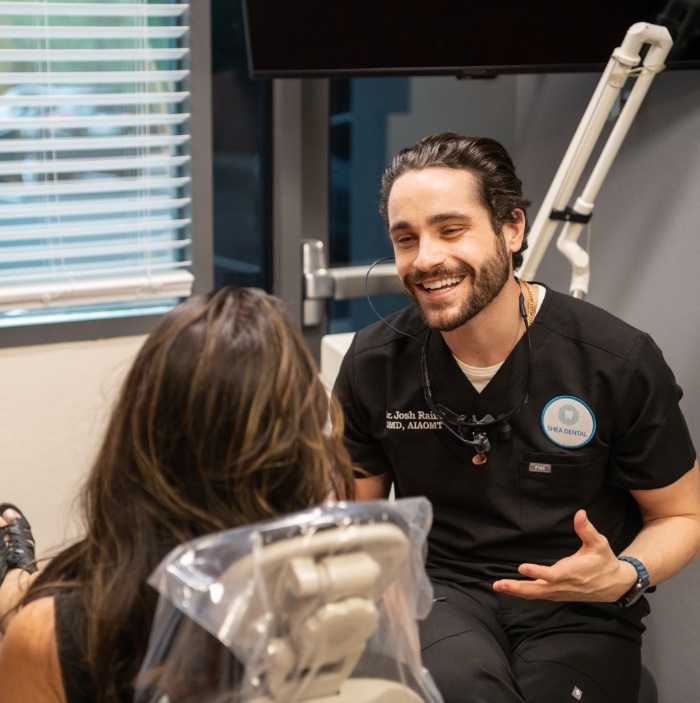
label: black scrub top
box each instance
[334,285,696,584]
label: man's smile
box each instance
[420,275,465,293]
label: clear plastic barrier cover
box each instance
[134,498,443,703]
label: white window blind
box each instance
[0,0,193,326]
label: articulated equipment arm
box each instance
[519,23,673,298]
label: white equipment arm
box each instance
[519,22,673,298]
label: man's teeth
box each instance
[422,276,462,291]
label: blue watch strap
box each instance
[614,556,651,608]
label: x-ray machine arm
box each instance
[519,23,673,298]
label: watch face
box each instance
[620,581,646,607]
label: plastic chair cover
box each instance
[133,498,443,703]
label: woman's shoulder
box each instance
[3,593,56,644]
[0,595,66,702]
[7,591,56,626]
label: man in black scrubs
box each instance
[333,133,700,703]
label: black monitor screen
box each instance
[242,0,700,77]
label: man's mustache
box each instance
[403,265,475,287]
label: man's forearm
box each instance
[620,513,700,587]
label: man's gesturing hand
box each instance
[492,509,637,602]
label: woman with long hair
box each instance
[0,286,356,702]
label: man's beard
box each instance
[403,235,511,332]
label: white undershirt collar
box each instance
[454,284,545,392]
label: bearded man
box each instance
[333,132,700,703]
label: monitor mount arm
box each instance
[519,22,673,299]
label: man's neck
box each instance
[442,276,526,367]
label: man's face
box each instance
[388,167,516,332]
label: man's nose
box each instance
[413,237,446,272]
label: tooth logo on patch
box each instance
[541,396,595,448]
[559,405,579,425]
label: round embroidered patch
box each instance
[541,396,596,448]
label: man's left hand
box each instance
[491,509,636,602]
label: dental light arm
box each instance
[519,23,673,298]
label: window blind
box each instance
[0,0,193,324]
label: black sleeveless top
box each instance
[54,591,98,703]
[54,589,244,702]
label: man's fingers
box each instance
[517,563,553,581]
[493,577,549,599]
[573,508,606,548]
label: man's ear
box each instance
[503,209,525,252]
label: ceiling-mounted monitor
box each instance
[242,0,700,78]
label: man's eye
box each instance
[393,236,415,247]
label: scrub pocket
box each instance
[518,449,609,542]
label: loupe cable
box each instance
[420,291,532,459]
[365,257,421,342]
[364,260,531,462]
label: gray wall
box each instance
[514,69,700,702]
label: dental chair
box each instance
[134,498,442,703]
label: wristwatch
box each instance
[613,556,651,608]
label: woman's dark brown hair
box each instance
[22,286,356,701]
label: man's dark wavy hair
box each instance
[379,132,532,270]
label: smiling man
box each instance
[390,167,514,334]
[333,133,700,703]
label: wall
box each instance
[0,335,146,557]
[514,68,700,702]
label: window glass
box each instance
[0,0,192,329]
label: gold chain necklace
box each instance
[520,280,534,327]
